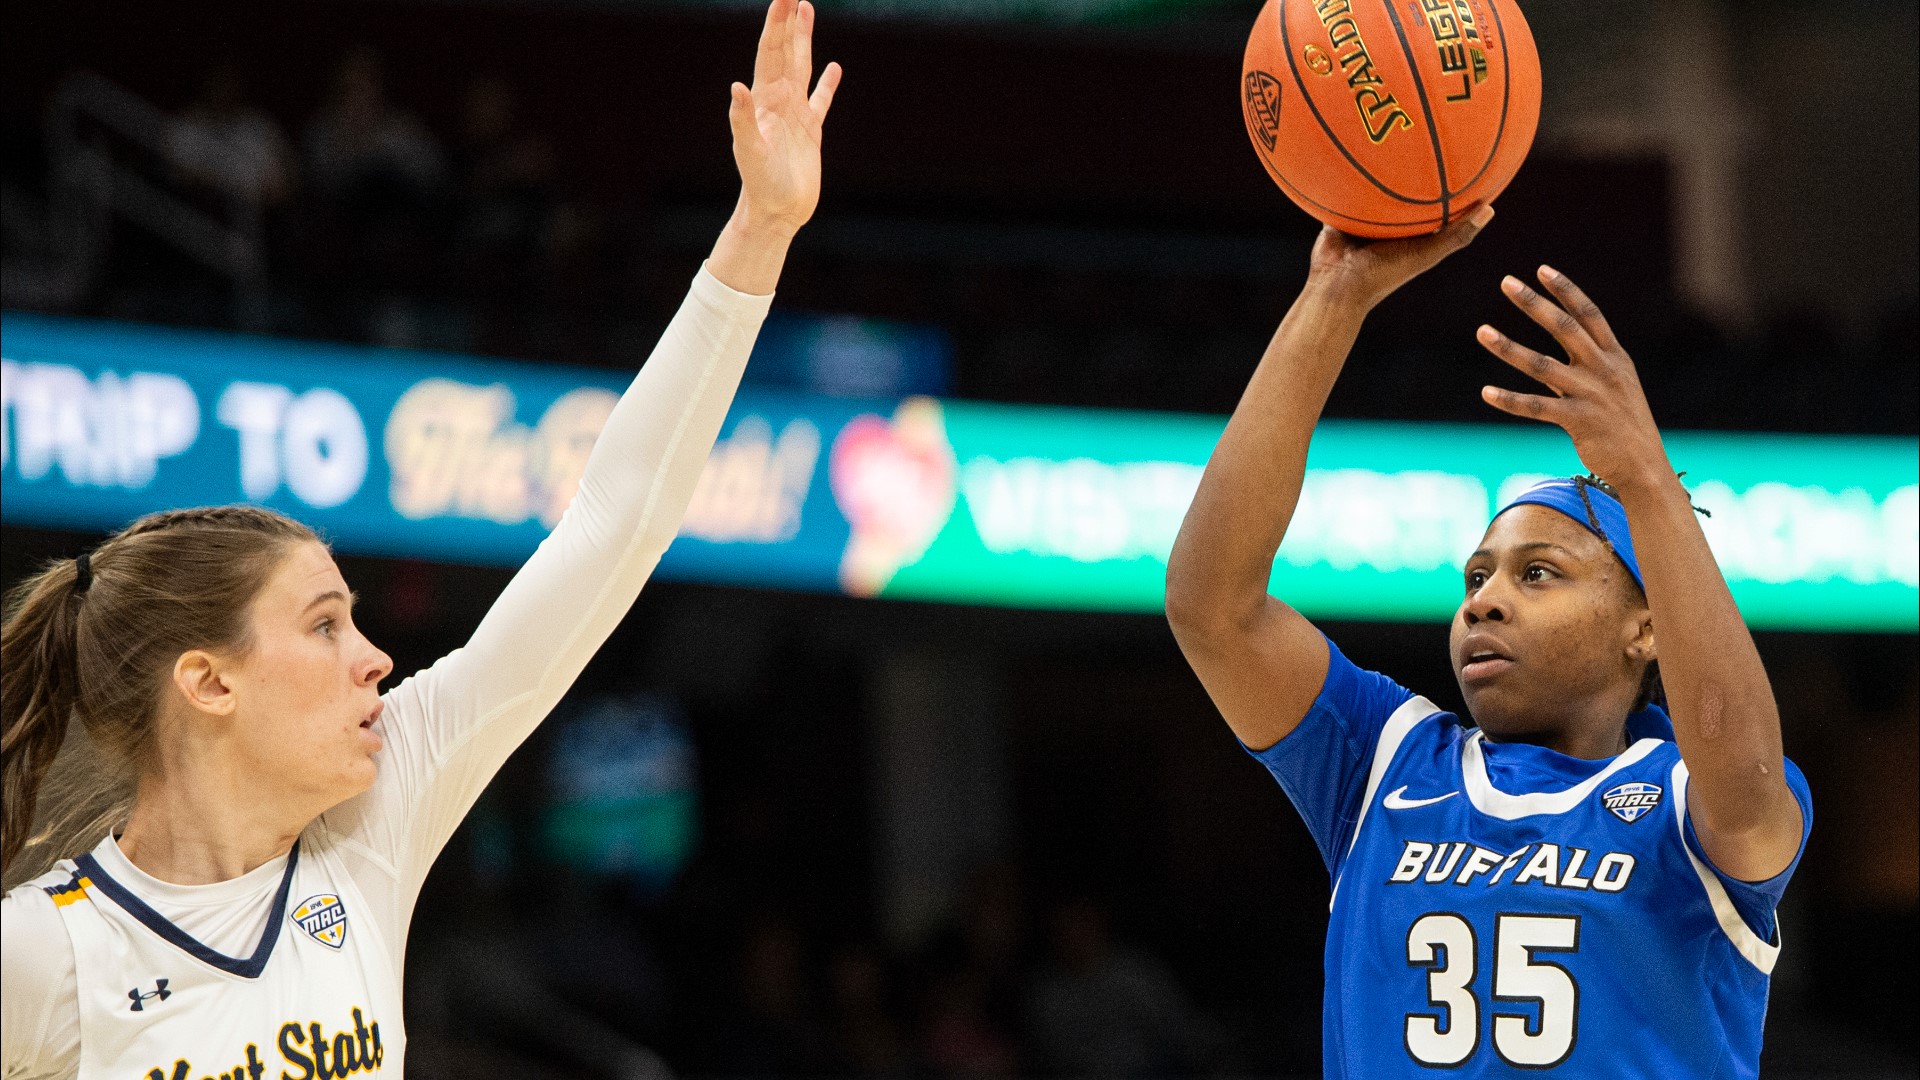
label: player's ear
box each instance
[172,649,239,718]
[1626,615,1655,665]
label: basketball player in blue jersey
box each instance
[1166,206,1812,1079]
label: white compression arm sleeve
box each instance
[319,264,773,945]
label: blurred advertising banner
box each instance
[4,311,1915,631]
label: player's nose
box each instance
[1462,586,1509,625]
[357,641,394,688]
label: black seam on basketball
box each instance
[1450,0,1518,197]
[1258,152,1446,229]
[1277,0,1439,206]
[1381,0,1451,224]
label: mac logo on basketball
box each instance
[1602,782,1663,824]
[292,893,349,949]
[1244,71,1283,151]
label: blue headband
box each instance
[1496,477,1643,591]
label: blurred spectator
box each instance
[166,66,296,207]
[914,863,1027,1078]
[446,76,615,358]
[405,873,674,1079]
[452,78,558,272]
[301,47,447,342]
[826,941,911,1077]
[716,914,831,1075]
[1024,898,1221,1079]
[921,969,1021,1079]
[304,47,443,219]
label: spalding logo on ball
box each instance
[1242,0,1540,237]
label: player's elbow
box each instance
[1692,766,1793,834]
[1164,563,1255,647]
[1163,560,1211,635]
[1692,792,1805,882]
[1689,764,1804,875]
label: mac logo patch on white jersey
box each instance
[292,893,349,949]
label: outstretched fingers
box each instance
[792,0,814,86]
[1475,323,1573,393]
[1481,384,1564,423]
[728,80,759,149]
[810,61,842,120]
[1500,274,1596,360]
[1534,265,1620,352]
[751,0,836,129]
[754,0,797,89]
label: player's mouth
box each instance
[358,701,385,747]
[1458,636,1516,683]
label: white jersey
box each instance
[1,266,774,1080]
[29,831,404,1079]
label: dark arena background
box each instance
[2,0,1915,1077]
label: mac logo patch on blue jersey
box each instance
[1602,782,1663,824]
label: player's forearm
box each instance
[572,265,773,562]
[405,267,769,768]
[705,196,796,297]
[1167,283,1368,628]
[1612,467,1797,865]
[362,266,773,900]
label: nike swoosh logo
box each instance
[1383,786,1458,810]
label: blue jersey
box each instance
[1249,638,1812,1079]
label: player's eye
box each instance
[315,618,336,638]
[1522,563,1555,582]
[1465,569,1489,590]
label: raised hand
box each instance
[1474,266,1670,487]
[1305,204,1495,311]
[729,0,841,237]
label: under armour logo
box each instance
[128,979,171,1011]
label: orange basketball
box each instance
[1241,0,1540,237]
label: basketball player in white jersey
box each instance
[0,4,839,1074]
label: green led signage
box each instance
[5,313,1914,631]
